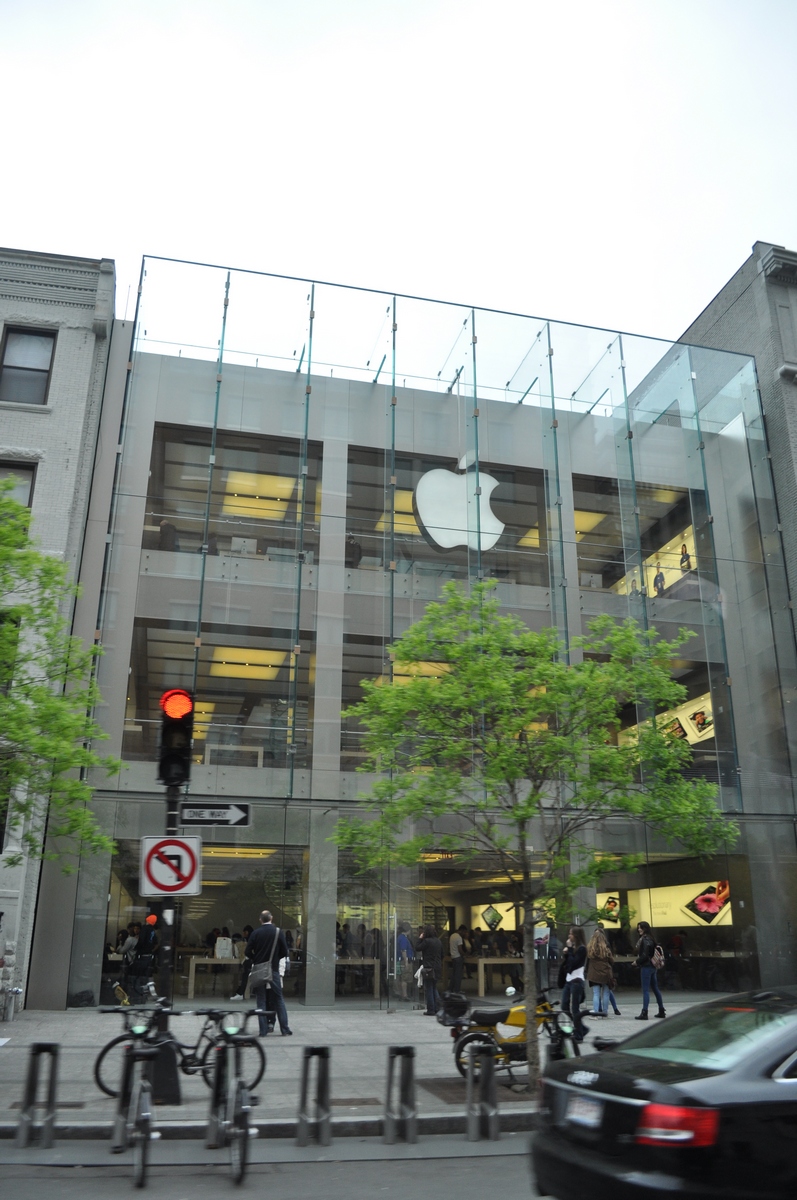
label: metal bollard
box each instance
[384,1045,417,1144]
[2,987,23,1023]
[16,1043,59,1149]
[296,1046,331,1147]
[205,1040,229,1149]
[465,1043,499,1142]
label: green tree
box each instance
[336,581,736,1083]
[0,482,119,869]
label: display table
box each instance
[187,955,241,999]
[335,957,381,998]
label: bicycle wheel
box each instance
[131,1080,152,1189]
[200,1036,265,1091]
[228,1080,249,1185]
[95,1033,136,1098]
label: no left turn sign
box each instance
[140,836,202,897]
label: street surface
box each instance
[2,1154,535,1200]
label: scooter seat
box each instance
[471,1006,511,1026]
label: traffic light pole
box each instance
[150,784,183,1104]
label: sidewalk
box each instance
[0,991,710,1139]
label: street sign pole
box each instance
[157,784,182,1004]
[152,784,185,1104]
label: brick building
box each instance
[0,247,118,1000]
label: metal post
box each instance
[205,1040,228,1148]
[111,1039,136,1152]
[296,1046,331,1146]
[16,1043,59,1149]
[1,986,23,1022]
[466,1044,499,1142]
[384,1045,417,1144]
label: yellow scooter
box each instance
[437,986,579,1078]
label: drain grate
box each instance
[419,1076,533,1104]
[329,1097,382,1107]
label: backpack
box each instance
[651,943,665,970]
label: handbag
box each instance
[248,927,280,990]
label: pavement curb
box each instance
[0,1107,536,1141]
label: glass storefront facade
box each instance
[65,258,797,1007]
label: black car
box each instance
[531,988,797,1200]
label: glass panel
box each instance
[0,464,34,506]
[0,367,49,405]
[3,330,54,370]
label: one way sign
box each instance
[180,803,251,828]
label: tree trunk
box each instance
[524,903,540,1089]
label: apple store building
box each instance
[32,256,797,1009]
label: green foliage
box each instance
[336,580,736,914]
[0,481,120,869]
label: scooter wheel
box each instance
[454,1031,504,1079]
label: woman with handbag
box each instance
[417,924,443,1015]
[634,921,666,1021]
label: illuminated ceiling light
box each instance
[518,525,540,548]
[222,471,296,520]
[420,851,455,862]
[202,880,232,886]
[375,489,422,535]
[202,848,278,859]
[573,510,606,542]
[375,661,452,687]
[192,701,216,740]
[209,647,287,680]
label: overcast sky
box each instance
[2,0,796,341]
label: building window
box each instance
[0,463,36,507]
[0,327,56,406]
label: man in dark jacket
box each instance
[246,911,292,1037]
[417,924,443,1015]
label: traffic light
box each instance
[158,688,194,785]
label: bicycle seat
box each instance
[471,1007,511,1025]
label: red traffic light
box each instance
[160,688,194,720]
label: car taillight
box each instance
[636,1103,719,1148]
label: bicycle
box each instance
[96,985,265,1098]
[106,1006,161,1187]
[204,1008,261,1184]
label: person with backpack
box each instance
[634,920,666,1020]
[130,914,159,1000]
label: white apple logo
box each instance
[414,455,505,551]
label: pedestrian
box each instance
[449,924,468,992]
[586,927,615,1017]
[559,926,587,1042]
[230,924,254,1000]
[246,910,292,1037]
[417,924,443,1015]
[130,915,158,1001]
[634,921,666,1020]
[396,921,414,1001]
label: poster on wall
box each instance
[619,691,714,748]
[597,882,733,930]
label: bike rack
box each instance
[205,1040,229,1149]
[296,1046,331,1147]
[384,1045,417,1144]
[16,1043,59,1149]
[465,1044,499,1142]
[111,1043,158,1152]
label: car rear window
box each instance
[617,1003,797,1070]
